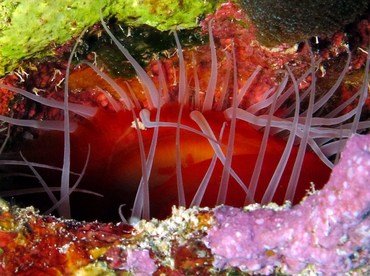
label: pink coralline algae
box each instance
[120,249,157,275]
[204,134,370,274]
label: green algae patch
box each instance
[0,0,109,75]
[111,0,219,31]
[0,0,219,76]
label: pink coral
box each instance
[204,134,370,274]
[122,249,157,275]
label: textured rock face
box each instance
[204,134,370,274]
[239,0,369,46]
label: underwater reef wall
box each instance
[0,0,369,274]
[2,0,368,76]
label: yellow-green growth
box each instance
[111,0,219,31]
[0,0,107,75]
[0,0,220,76]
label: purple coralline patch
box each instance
[204,134,370,274]
[105,247,157,274]
[124,249,157,275]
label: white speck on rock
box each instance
[328,194,336,205]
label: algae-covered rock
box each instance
[0,0,219,76]
[0,0,105,75]
[111,0,219,31]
